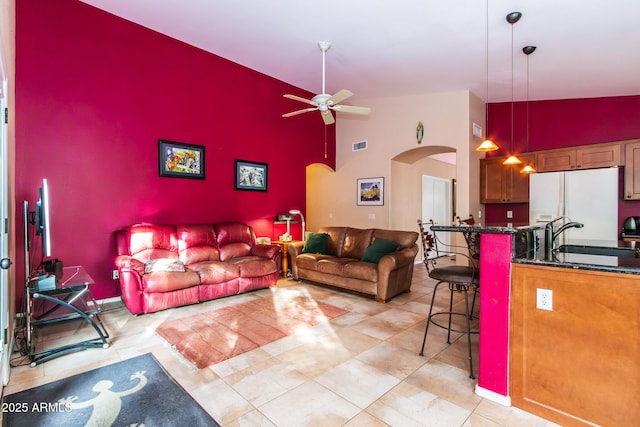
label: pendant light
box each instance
[520,45,537,173]
[502,12,522,165]
[476,0,499,152]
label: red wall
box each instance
[15,0,335,302]
[484,96,640,228]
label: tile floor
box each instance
[4,259,559,426]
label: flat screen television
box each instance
[34,178,52,258]
[24,178,52,277]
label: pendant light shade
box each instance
[477,139,499,151]
[502,12,522,166]
[520,45,537,173]
[476,0,498,152]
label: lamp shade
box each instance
[502,155,522,165]
[476,138,499,152]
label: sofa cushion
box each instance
[317,257,355,276]
[372,229,418,250]
[228,256,278,277]
[302,232,329,254]
[362,238,399,263]
[142,270,201,293]
[127,223,179,262]
[342,228,374,259]
[188,261,240,285]
[177,224,220,264]
[144,258,186,273]
[295,253,331,271]
[318,227,347,256]
[343,261,378,282]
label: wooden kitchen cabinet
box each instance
[480,155,532,203]
[536,143,621,172]
[624,139,640,199]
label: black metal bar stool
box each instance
[417,219,480,379]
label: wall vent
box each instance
[352,140,368,151]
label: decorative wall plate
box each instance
[416,121,424,144]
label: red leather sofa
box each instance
[114,222,281,314]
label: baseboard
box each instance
[97,296,122,305]
[475,385,511,407]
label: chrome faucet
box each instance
[544,217,584,258]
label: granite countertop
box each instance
[513,238,640,275]
[430,224,544,234]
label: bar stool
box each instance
[417,219,480,379]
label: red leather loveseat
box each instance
[114,222,281,314]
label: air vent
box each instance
[352,140,368,151]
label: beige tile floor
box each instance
[4,259,559,426]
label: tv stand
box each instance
[26,266,110,367]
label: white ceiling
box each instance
[79,0,640,103]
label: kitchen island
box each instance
[431,224,640,426]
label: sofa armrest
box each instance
[377,246,418,272]
[114,255,145,275]
[114,256,146,315]
[287,242,305,279]
[250,244,280,261]
[376,244,419,302]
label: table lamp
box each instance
[289,209,306,241]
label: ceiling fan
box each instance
[282,41,371,125]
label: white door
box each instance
[0,78,10,385]
[421,175,451,258]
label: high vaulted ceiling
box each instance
[80,0,640,103]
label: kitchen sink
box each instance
[555,244,639,258]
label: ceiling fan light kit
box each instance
[282,41,371,125]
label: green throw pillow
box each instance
[302,232,329,254]
[362,238,399,263]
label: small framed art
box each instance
[235,160,268,191]
[158,139,205,179]
[357,177,384,206]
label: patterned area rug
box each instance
[156,295,348,369]
[2,353,219,426]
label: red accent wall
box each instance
[484,96,640,228]
[15,0,335,303]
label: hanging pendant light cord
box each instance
[510,22,515,154]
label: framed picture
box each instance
[235,160,268,191]
[357,177,384,206]
[158,140,205,179]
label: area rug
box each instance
[2,353,219,427]
[156,295,348,369]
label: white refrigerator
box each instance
[529,168,619,242]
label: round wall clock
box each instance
[416,121,424,144]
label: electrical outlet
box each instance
[368,213,375,220]
[507,210,513,218]
[112,270,120,280]
[536,288,553,311]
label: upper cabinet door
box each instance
[536,148,577,172]
[480,155,532,203]
[577,144,621,169]
[624,140,640,200]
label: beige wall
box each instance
[306,90,485,233]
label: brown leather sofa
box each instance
[288,226,419,302]
[114,222,281,314]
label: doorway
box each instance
[421,175,451,258]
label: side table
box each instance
[26,265,110,367]
[272,240,303,277]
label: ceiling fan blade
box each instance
[284,94,315,105]
[321,110,335,125]
[328,89,353,105]
[331,105,371,115]
[282,107,317,118]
